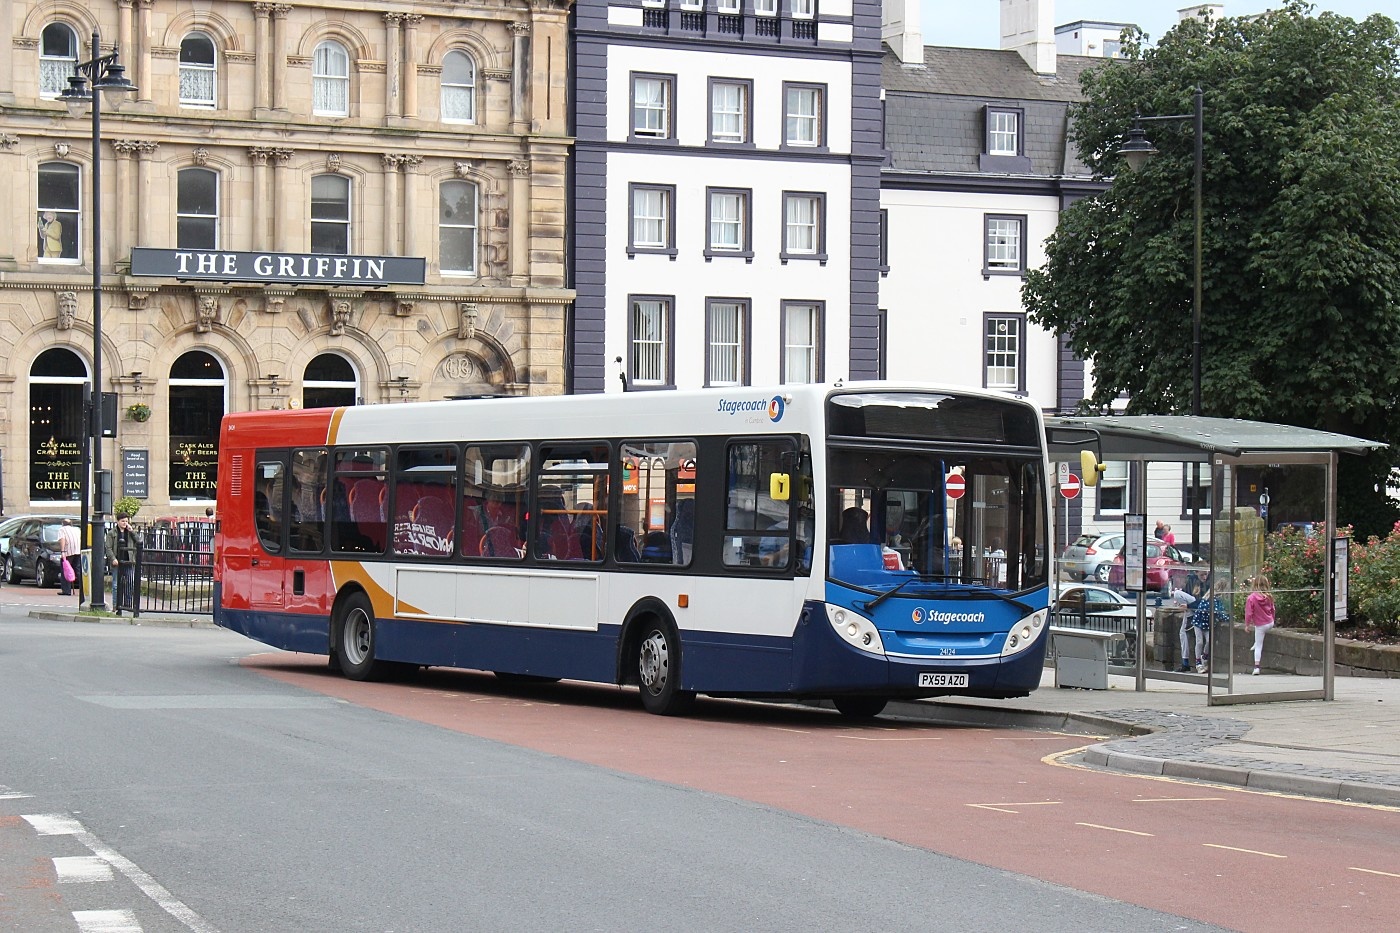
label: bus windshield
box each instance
[826,393,1047,595]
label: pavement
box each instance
[6,579,1399,808]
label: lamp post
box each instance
[1117,87,1205,556]
[60,31,136,611]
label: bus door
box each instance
[244,452,289,614]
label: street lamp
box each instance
[1117,86,1205,556]
[60,31,136,611]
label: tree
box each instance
[1023,1,1400,536]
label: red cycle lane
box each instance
[248,655,1400,933]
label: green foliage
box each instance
[113,496,142,519]
[1261,525,1326,629]
[1023,1,1400,538]
[1349,522,1400,636]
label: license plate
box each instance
[918,672,968,688]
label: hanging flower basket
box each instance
[127,403,151,422]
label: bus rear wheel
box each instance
[636,619,695,716]
[833,696,888,719]
[337,592,386,681]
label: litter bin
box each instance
[1153,606,1187,669]
[1049,626,1113,689]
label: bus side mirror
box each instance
[1080,450,1106,487]
[769,472,790,501]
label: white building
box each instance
[569,0,885,392]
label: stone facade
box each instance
[0,1,574,514]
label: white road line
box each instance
[967,801,1062,814]
[1076,822,1154,837]
[24,813,221,933]
[72,910,142,933]
[1131,797,1227,802]
[24,813,84,835]
[0,785,34,799]
[1349,867,1400,878]
[55,855,116,883]
[1204,843,1287,858]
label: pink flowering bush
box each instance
[1348,521,1400,637]
[1262,525,1327,629]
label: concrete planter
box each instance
[1224,623,1400,678]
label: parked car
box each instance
[1058,531,1124,583]
[1107,538,1192,592]
[1051,584,1138,661]
[4,516,70,587]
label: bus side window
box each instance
[617,440,696,567]
[723,440,793,569]
[253,460,284,553]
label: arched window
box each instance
[179,32,217,107]
[168,351,225,501]
[29,348,87,503]
[441,51,476,124]
[177,168,219,249]
[37,162,81,262]
[39,23,78,98]
[439,180,478,275]
[312,40,350,116]
[303,354,359,409]
[311,174,351,255]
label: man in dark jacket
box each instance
[105,514,142,612]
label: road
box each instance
[1,612,1395,931]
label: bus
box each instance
[212,382,1052,717]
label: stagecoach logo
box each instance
[912,608,987,625]
[715,395,786,423]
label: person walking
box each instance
[58,518,82,601]
[1244,574,1277,675]
[105,514,142,613]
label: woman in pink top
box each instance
[1244,574,1277,675]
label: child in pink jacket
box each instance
[1244,575,1276,675]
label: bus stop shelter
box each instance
[1044,415,1383,706]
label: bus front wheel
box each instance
[833,696,888,719]
[636,619,695,716]
[337,592,386,681]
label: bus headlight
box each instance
[1000,609,1048,658]
[825,604,885,655]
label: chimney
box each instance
[882,0,924,66]
[1001,0,1056,76]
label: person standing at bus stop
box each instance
[105,514,141,612]
[58,518,82,601]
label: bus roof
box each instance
[221,382,1041,448]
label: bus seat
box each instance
[409,495,455,555]
[828,544,889,586]
[460,504,483,557]
[640,531,672,563]
[480,524,522,558]
[615,525,642,563]
[546,515,583,560]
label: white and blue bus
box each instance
[213,382,1051,717]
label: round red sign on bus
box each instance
[946,474,966,499]
[1061,474,1081,499]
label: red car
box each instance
[1107,538,1192,591]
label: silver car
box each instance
[1059,531,1123,583]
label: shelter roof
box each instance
[1045,416,1384,460]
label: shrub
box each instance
[1349,522,1400,637]
[113,496,143,519]
[1261,525,1326,629]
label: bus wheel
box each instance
[337,592,385,681]
[636,619,695,716]
[833,696,888,719]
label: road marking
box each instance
[55,855,115,883]
[25,813,84,835]
[1077,822,1154,836]
[0,784,34,799]
[73,909,142,933]
[835,734,944,742]
[968,801,1062,814]
[24,813,221,933]
[1132,796,1227,802]
[1349,867,1400,878]
[1204,843,1287,858]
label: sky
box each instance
[916,0,1400,50]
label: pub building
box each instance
[1,1,573,516]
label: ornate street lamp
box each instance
[60,31,136,611]
[1117,86,1206,558]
